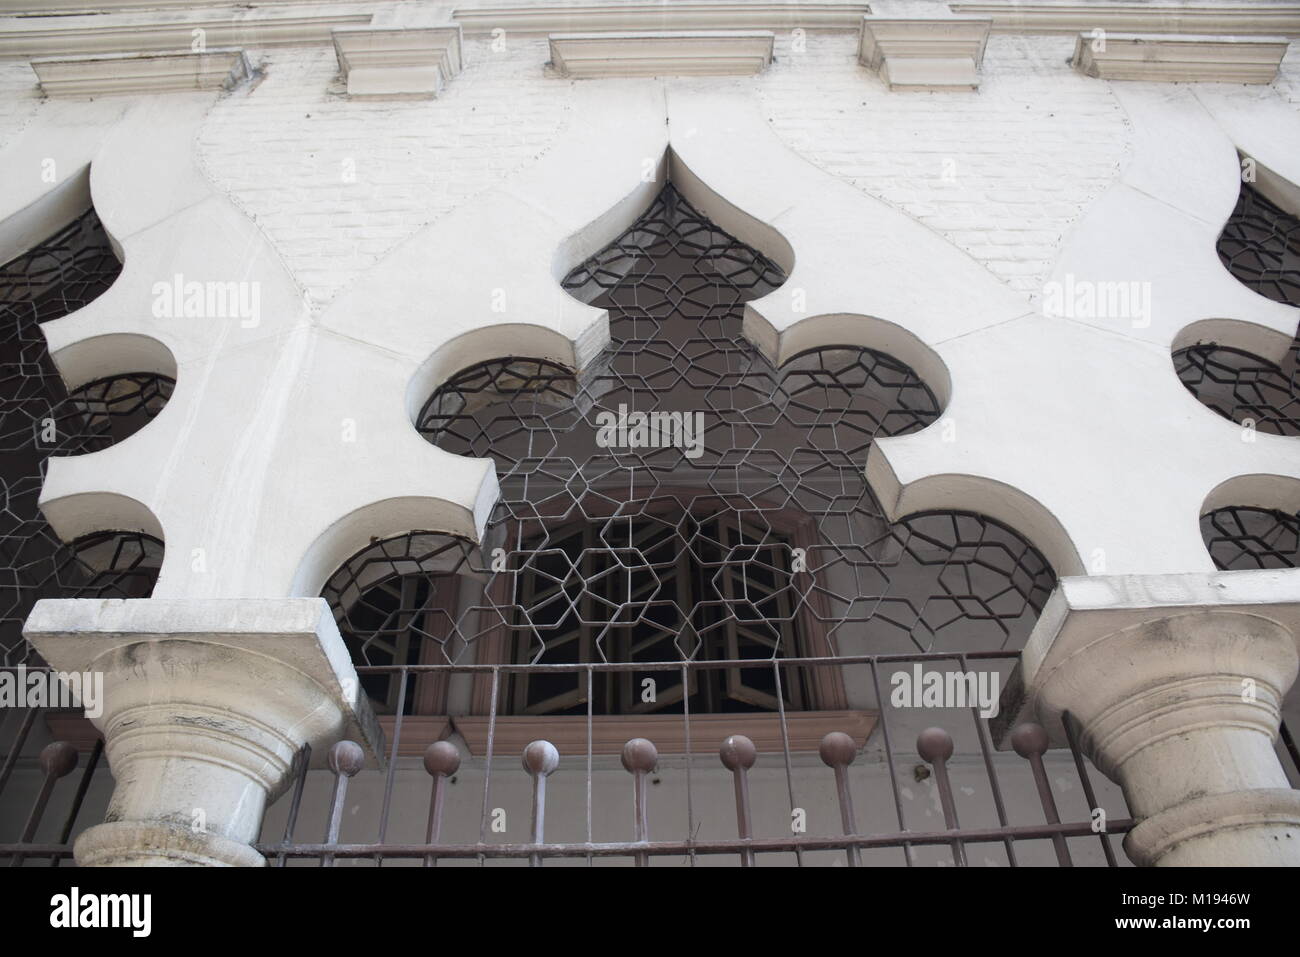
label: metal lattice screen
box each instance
[1175,182,1300,436]
[326,184,1056,716]
[1173,180,1300,566]
[0,210,169,665]
[1203,506,1300,571]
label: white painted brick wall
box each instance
[0,60,40,155]
[197,36,575,309]
[188,29,1300,307]
[1275,43,1300,107]
[759,33,1133,295]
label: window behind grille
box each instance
[507,514,809,716]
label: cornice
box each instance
[548,29,774,77]
[0,4,377,59]
[31,47,251,96]
[1071,31,1289,83]
[951,3,1300,38]
[332,24,463,97]
[858,15,992,91]
[454,2,870,34]
[1,3,1295,62]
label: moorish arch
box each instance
[0,203,172,665]
[320,180,1056,722]
[1175,172,1300,434]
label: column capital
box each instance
[994,568,1300,866]
[25,597,383,867]
[997,568,1300,746]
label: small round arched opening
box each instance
[0,204,170,666]
[1201,474,1300,571]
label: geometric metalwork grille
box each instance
[1217,182,1300,306]
[1202,505,1300,571]
[1175,183,1300,434]
[0,209,169,665]
[327,184,1056,715]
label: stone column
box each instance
[25,597,381,867]
[997,570,1300,867]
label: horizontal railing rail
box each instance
[1,653,1148,867]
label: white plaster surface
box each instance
[1,23,1298,595]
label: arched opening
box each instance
[1202,505,1300,570]
[1174,179,1300,433]
[328,182,1055,745]
[0,208,169,665]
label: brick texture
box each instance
[198,37,575,310]
[759,34,1133,294]
[0,61,40,156]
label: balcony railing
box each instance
[0,651,1169,866]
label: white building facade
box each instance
[2,0,1300,868]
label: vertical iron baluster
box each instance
[720,734,757,867]
[276,743,310,868]
[1011,722,1072,866]
[423,741,460,867]
[961,652,1017,866]
[522,740,558,867]
[869,660,915,867]
[1280,720,1300,779]
[681,662,696,867]
[322,740,363,868]
[0,707,38,800]
[11,742,77,868]
[819,731,860,867]
[53,738,102,868]
[917,727,966,867]
[622,737,657,867]
[375,667,408,866]
[478,667,500,867]
[1062,711,1119,867]
[585,665,593,867]
[770,660,803,867]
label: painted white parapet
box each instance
[25,598,382,867]
[997,570,1300,866]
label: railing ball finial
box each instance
[1009,722,1050,759]
[424,740,461,778]
[719,734,757,772]
[819,732,861,866]
[818,731,857,769]
[1011,721,1071,866]
[916,727,954,764]
[327,740,365,778]
[522,739,560,777]
[622,737,658,774]
[39,741,78,779]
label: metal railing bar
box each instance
[585,665,593,867]
[257,818,1138,860]
[374,668,409,867]
[0,707,38,798]
[350,650,1020,676]
[52,737,102,868]
[771,659,802,867]
[868,659,914,867]
[275,743,311,868]
[960,652,1017,867]
[477,667,500,868]
[1062,710,1119,868]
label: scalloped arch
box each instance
[289,494,498,599]
[864,463,1084,578]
